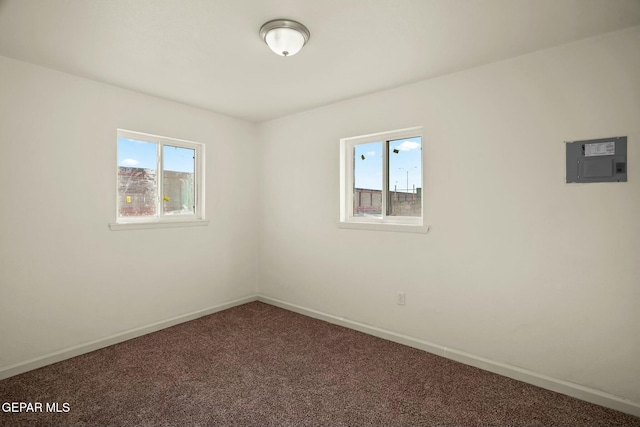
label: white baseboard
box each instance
[0,295,258,381]
[258,295,640,418]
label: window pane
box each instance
[353,142,382,217]
[117,138,158,218]
[163,145,195,215]
[388,136,422,217]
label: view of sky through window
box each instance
[354,142,382,190]
[388,136,421,193]
[118,138,195,173]
[353,137,421,191]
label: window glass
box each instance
[117,138,158,218]
[353,141,382,217]
[388,136,422,217]
[163,145,195,215]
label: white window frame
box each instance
[109,129,207,231]
[339,127,429,233]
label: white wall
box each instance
[0,56,259,369]
[258,27,640,404]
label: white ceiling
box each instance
[1,0,639,122]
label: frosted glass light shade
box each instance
[265,27,305,56]
[260,19,310,57]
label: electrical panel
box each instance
[566,136,627,183]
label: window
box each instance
[339,127,428,233]
[111,129,206,230]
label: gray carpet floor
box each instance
[0,301,638,426]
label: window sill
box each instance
[109,219,209,231]
[337,221,430,234]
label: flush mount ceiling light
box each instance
[260,19,310,57]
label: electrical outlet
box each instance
[396,291,406,306]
